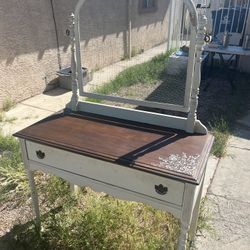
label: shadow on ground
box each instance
[0,207,62,250]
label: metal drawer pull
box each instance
[155,184,168,195]
[36,150,45,159]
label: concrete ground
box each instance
[195,112,250,249]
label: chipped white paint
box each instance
[66,14,79,111]
[20,2,210,250]
[20,136,207,250]
[67,0,207,135]
[186,14,208,134]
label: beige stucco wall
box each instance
[0,0,60,108]
[130,0,170,52]
[0,0,171,108]
[53,0,128,71]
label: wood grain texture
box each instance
[14,111,214,184]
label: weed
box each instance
[11,187,179,250]
[0,113,17,123]
[2,98,16,112]
[196,198,213,234]
[131,47,144,57]
[88,51,172,102]
[0,134,28,203]
[39,175,72,207]
[0,132,180,249]
[6,117,17,123]
[210,118,230,158]
[122,47,144,60]
[0,112,4,122]
[93,65,100,72]
[22,115,39,120]
[206,73,250,158]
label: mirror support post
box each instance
[186,14,208,133]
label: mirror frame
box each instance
[66,0,208,134]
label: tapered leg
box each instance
[19,139,41,228]
[70,183,81,195]
[178,222,189,250]
[27,169,41,228]
[177,184,196,250]
[189,176,204,243]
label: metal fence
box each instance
[171,0,211,49]
[209,0,250,45]
[169,0,250,49]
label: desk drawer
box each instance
[26,141,184,206]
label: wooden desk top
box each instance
[14,111,214,185]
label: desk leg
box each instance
[70,183,81,195]
[177,184,196,250]
[189,175,205,243]
[178,221,189,250]
[27,169,41,228]
[20,139,41,229]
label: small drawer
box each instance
[26,141,184,206]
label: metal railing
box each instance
[210,0,250,45]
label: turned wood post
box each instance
[67,13,79,111]
[186,14,207,133]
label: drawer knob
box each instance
[155,184,168,195]
[36,150,45,159]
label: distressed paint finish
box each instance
[0,0,172,108]
[156,153,200,176]
[72,0,207,135]
[14,111,214,184]
[13,1,214,249]
[15,113,212,249]
[19,139,41,228]
[70,0,205,135]
[66,14,79,111]
[186,14,208,133]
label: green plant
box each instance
[196,198,213,234]
[0,132,180,249]
[12,188,179,250]
[207,73,250,158]
[0,112,4,122]
[2,98,16,112]
[210,118,230,158]
[131,47,144,57]
[0,113,17,123]
[39,175,72,207]
[0,134,28,203]
[88,51,172,102]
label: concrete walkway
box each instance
[86,42,168,91]
[195,112,250,249]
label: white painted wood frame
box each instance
[67,0,208,134]
[19,137,208,250]
[16,2,213,250]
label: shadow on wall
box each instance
[54,0,170,53]
[0,0,170,66]
[0,0,58,65]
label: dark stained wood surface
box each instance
[14,111,214,184]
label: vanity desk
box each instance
[14,1,213,249]
[14,109,213,249]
